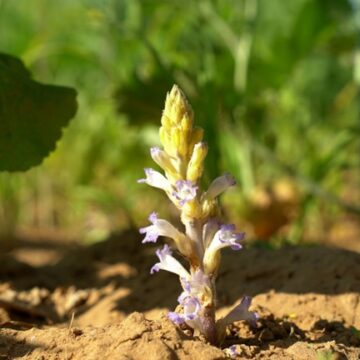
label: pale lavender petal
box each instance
[156,243,172,260]
[138,168,171,192]
[172,180,198,206]
[182,296,201,321]
[150,244,189,278]
[179,270,211,303]
[218,224,245,250]
[221,296,258,327]
[204,173,236,200]
[150,146,162,160]
[168,311,185,325]
[140,212,185,244]
[189,270,210,294]
[170,295,202,328]
[177,290,188,304]
[139,212,160,243]
[139,225,159,243]
[150,263,160,274]
[204,224,245,261]
[149,211,158,223]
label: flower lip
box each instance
[150,263,160,274]
[139,227,158,243]
[137,168,171,192]
[139,212,160,243]
[150,244,190,279]
[156,243,172,261]
[181,296,201,321]
[218,224,245,250]
[172,180,198,206]
[224,172,237,186]
[220,295,258,328]
[148,211,158,224]
[204,173,236,200]
[137,168,153,183]
[139,212,185,245]
[203,223,245,273]
[150,146,161,155]
[168,311,185,325]
[168,295,202,326]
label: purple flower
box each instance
[220,296,258,328]
[218,224,245,250]
[180,269,211,300]
[168,296,202,328]
[138,168,171,192]
[168,311,185,325]
[204,173,236,200]
[203,224,245,275]
[172,180,198,206]
[139,212,185,244]
[182,296,201,321]
[204,224,245,257]
[139,212,160,243]
[150,244,189,279]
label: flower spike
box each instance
[139,85,255,346]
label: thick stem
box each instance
[201,305,218,346]
[201,277,218,345]
[183,217,219,345]
[184,219,204,259]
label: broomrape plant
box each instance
[139,85,257,346]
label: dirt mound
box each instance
[0,230,359,359]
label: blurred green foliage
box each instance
[0,0,359,243]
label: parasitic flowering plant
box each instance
[138,85,257,346]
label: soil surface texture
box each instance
[1,229,359,359]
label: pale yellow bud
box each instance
[159,127,170,151]
[180,113,193,134]
[161,114,172,129]
[188,127,204,155]
[171,127,181,152]
[187,142,208,183]
[181,200,202,220]
[201,198,219,219]
[173,233,197,260]
[150,147,178,180]
[203,250,221,276]
[161,85,192,128]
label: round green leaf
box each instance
[0,53,78,172]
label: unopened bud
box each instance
[187,142,208,182]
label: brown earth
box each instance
[0,229,360,359]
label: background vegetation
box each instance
[0,0,359,245]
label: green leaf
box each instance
[0,53,77,172]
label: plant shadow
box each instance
[1,229,359,329]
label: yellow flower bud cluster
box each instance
[158,85,215,221]
[160,85,206,180]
